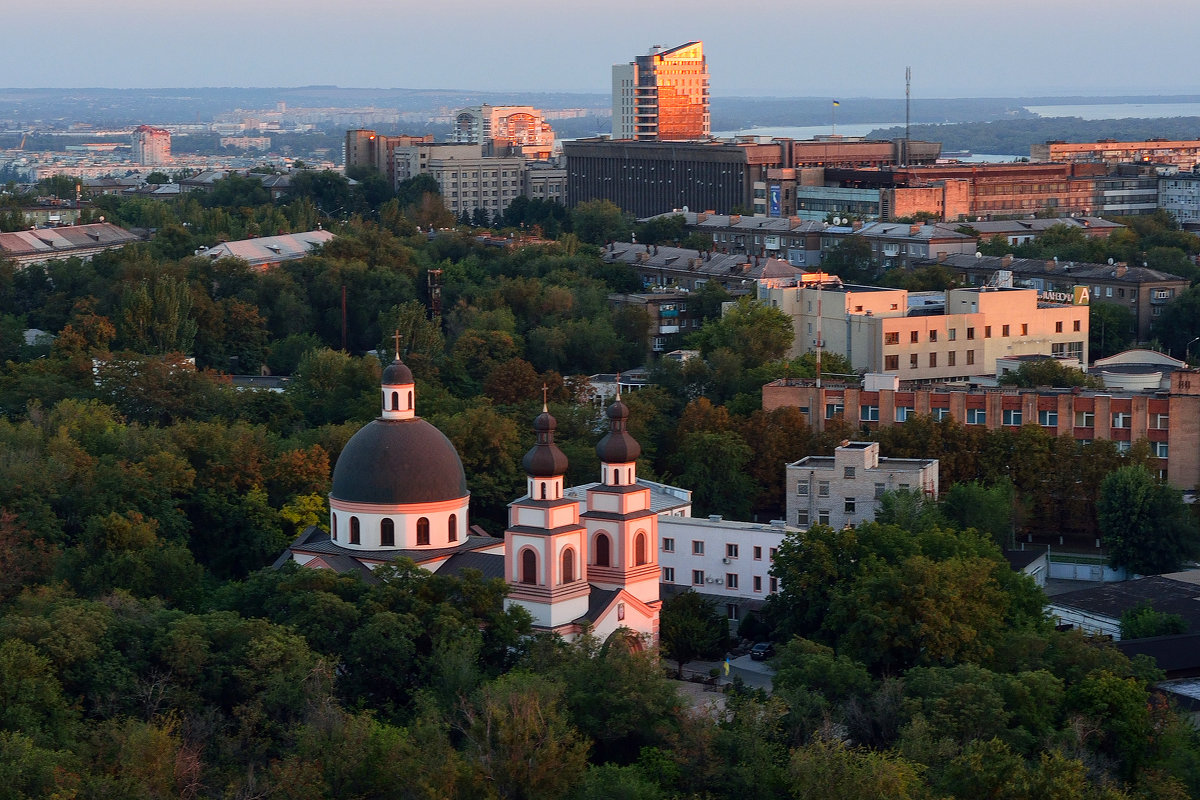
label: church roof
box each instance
[332,417,468,505]
[437,550,505,581]
[283,525,500,569]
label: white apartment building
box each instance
[452,105,555,157]
[1160,170,1200,227]
[392,143,526,220]
[786,441,938,531]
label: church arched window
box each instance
[417,517,430,546]
[350,516,360,545]
[408,390,413,409]
[380,518,395,547]
[635,532,647,565]
[595,533,611,567]
[391,391,399,410]
[541,482,547,499]
[562,547,575,583]
[331,513,338,540]
[521,548,538,584]
[448,514,458,542]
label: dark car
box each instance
[749,642,775,661]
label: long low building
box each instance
[0,222,141,267]
[763,368,1200,490]
[193,229,334,268]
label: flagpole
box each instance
[832,100,836,136]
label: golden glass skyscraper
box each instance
[612,42,710,141]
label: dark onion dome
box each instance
[382,357,413,386]
[331,418,468,505]
[523,409,569,477]
[596,398,641,463]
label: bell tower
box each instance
[581,392,660,607]
[504,393,590,630]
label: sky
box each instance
[11,0,1200,99]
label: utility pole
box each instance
[904,66,911,167]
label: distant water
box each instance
[711,122,905,140]
[1026,102,1200,119]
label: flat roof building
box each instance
[612,42,710,141]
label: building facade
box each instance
[612,42,710,141]
[1160,170,1200,228]
[453,105,555,158]
[762,369,1200,490]
[786,441,938,530]
[1031,138,1200,171]
[131,125,171,165]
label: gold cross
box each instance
[393,329,401,360]
[542,383,549,411]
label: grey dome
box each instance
[332,418,468,505]
[382,358,413,386]
[596,399,641,463]
[523,410,569,477]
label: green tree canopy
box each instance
[1098,465,1200,575]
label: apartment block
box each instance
[612,42,710,141]
[786,441,938,530]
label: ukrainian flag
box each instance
[832,100,840,106]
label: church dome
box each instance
[596,399,641,463]
[382,358,413,385]
[523,409,569,477]
[332,418,468,505]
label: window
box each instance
[1073,319,1081,332]
[948,328,957,341]
[884,332,900,345]
[753,546,762,560]
[825,402,844,419]
[967,350,976,365]
[380,518,395,547]
[448,514,458,542]
[843,466,856,480]
[350,516,360,545]
[416,517,429,546]
[770,547,778,561]
[948,351,956,367]
[797,509,809,525]
[692,570,705,585]
[1021,323,1029,336]
[860,406,879,422]
[818,481,830,497]
[933,407,951,421]
[754,576,763,592]
[562,547,576,582]
[390,391,399,410]
[910,354,919,369]
[726,573,739,589]
[885,355,899,370]
[929,330,938,343]
[1002,324,1010,337]
[692,540,705,555]
[1056,321,1063,333]
[726,543,739,559]
[1039,409,1058,427]
[985,326,992,338]
[818,509,831,525]
[521,549,537,584]
[769,576,779,594]
[966,408,986,425]
[910,330,919,343]
[635,533,647,565]
[967,327,975,340]
[1154,413,1170,429]
[929,353,937,368]
[1074,411,1094,428]
[1154,441,1169,458]
[874,482,886,499]
[896,406,913,422]
[726,603,740,620]
[1003,409,1022,426]
[797,481,809,496]
[663,567,675,582]
[596,533,612,566]
[1112,412,1131,429]
[662,537,675,552]
[844,497,856,514]
[331,512,337,541]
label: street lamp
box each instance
[1186,336,1200,364]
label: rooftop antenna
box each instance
[904,66,911,167]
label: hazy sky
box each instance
[14,0,1200,98]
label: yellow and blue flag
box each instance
[832,100,840,106]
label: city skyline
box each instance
[9,0,1200,99]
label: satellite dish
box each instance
[1108,258,1114,265]
[682,206,689,213]
[975,251,982,258]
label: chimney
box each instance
[1116,264,1127,278]
[852,220,863,231]
[1001,254,1013,267]
[1045,259,1056,272]
[730,214,741,225]
[937,251,948,263]
[910,224,921,236]
[696,212,708,223]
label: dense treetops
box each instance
[3,170,1200,797]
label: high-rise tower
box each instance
[612,42,710,141]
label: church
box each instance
[277,353,662,643]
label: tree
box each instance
[672,429,757,519]
[821,236,877,283]
[117,275,198,354]
[1090,301,1136,357]
[997,358,1102,389]
[1119,603,1188,640]
[692,297,793,369]
[1098,465,1200,575]
[572,199,630,245]
[659,590,729,678]
[941,481,1015,548]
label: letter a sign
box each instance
[1073,286,1090,305]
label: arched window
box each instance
[380,518,395,547]
[540,482,547,500]
[331,513,338,541]
[595,533,611,567]
[407,390,413,408]
[350,516,360,545]
[521,548,537,585]
[562,547,575,583]
[391,391,399,410]
[635,532,647,565]
[448,514,458,542]
[417,517,430,546]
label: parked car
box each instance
[749,642,775,661]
